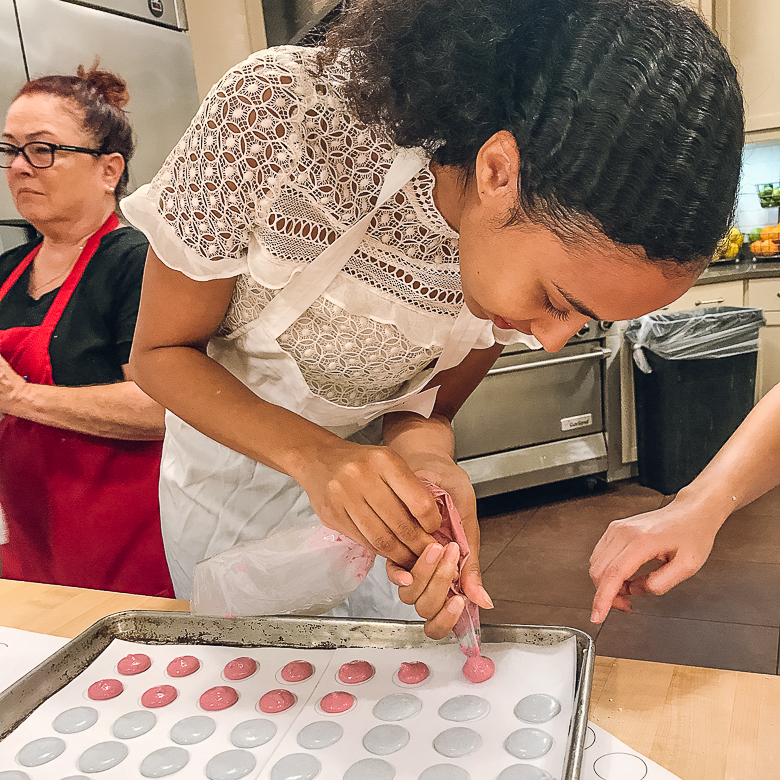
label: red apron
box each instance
[0,213,174,597]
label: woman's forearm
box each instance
[673,380,780,520]
[383,411,456,465]
[8,380,166,440]
[131,341,343,479]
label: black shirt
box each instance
[0,227,149,387]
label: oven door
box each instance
[453,341,612,496]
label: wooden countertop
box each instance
[1,578,778,779]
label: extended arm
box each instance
[130,248,443,568]
[590,380,780,623]
[0,357,165,440]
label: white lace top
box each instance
[123,46,531,407]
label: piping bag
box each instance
[422,479,495,682]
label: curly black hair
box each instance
[318,0,744,265]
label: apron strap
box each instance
[41,213,119,331]
[0,245,41,301]
[260,148,429,339]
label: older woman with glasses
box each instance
[0,63,174,597]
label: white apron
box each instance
[160,148,497,617]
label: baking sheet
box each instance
[0,612,594,779]
[0,638,576,779]
[0,621,684,780]
[0,627,68,694]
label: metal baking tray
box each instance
[0,612,595,779]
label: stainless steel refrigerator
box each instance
[0,0,200,252]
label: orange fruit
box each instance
[760,224,780,241]
[751,239,777,256]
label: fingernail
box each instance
[444,542,460,563]
[479,587,494,609]
[397,572,413,586]
[425,544,444,564]
[447,596,465,615]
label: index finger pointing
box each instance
[589,548,655,623]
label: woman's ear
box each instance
[101,152,125,192]
[474,131,520,208]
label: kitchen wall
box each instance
[735,140,780,233]
[183,0,267,100]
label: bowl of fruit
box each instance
[714,227,744,261]
[757,182,780,209]
[749,223,780,259]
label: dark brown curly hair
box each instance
[318,0,744,266]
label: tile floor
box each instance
[477,476,780,675]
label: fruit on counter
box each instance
[750,238,780,257]
[715,227,743,260]
[747,223,780,257]
[761,224,780,242]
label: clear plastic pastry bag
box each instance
[190,521,376,617]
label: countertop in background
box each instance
[697,259,780,285]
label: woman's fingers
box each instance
[346,501,420,569]
[396,541,456,603]
[311,446,439,566]
[590,545,653,623]
[602,566,682,618]
[456,506,492,610]
[395,542,467,640]
[387,471,445,535]
[397,542,448,604]
[366,461,441,548]
[424,596,466,640]
[386,560,413,587]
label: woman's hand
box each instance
[296,437,443,570]
[0,354,164,439]
[388,456,493,639]
[589,497,723,624]
[0,354,29,414]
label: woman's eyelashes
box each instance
[542,295,570,321]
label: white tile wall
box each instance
[735,140,780,233]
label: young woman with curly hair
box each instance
[122,0,743,636]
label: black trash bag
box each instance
[624,305,765,494]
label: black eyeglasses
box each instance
[0,141,103,170]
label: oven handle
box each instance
[487,347,613,375]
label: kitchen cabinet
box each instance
[659,279,745,312]
[746,278,780,398]
[715,0,780,135]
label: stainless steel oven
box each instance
[453,321,618,497]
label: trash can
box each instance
[625,306,765,495]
